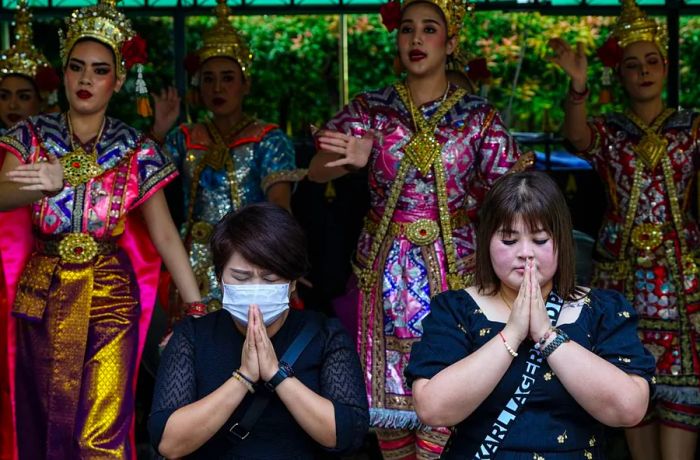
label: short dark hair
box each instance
[474,171,579,300]
[211,203,310,281]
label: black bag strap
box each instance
[471,291,567,459]
[227,316,321,443]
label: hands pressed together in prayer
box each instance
[502,260,552,348]
[239,305,281,382]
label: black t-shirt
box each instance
[149,309,368,459]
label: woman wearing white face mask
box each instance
[148,202,369,459]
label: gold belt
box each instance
[190,221,215,244]
[37,233,118,264]
[364,209,469,246]
[630,222,665,251]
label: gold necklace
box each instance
[499,289,513,310]
[60,113,106,186]
[203,115,253,171]
[400,82,450,175]
[624,107,675,171]
[406,82,449,131]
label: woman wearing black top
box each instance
[149,203,369,459]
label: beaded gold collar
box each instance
[60,114,106,186]
[625,107,675,171]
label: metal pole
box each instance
[1,20,9,49]
[666,3,680,108]
[338,13,349,108]
[173,10,187,96]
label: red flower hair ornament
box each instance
[466,58,491,82]
[380,0,402,32]
[34,66,60,93]
[122,35,148,71]
[183,53,201,75]
[596,36,623,69]
[121,35,152,117]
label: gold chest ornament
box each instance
[60,114,106,186]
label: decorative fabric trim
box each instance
[0,136,28,163]
[261,168,308,192]
[370,408,426,430]
[181,121,278,151]
[505,151,535,174]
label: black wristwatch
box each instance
[265,361,295,392]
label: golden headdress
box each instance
[59,0,136,79]
[611,0,667,57]
[197,0,253,79]
[380,0,469,41]
[0,0,51,80]
[59,0,153,116]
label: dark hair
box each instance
[211,203,310,281]
[200,56,247,82]
[474,171,579,300]
[400,1,450,37]
[66,37,118,71]
[0,73,41,98]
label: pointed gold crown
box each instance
[197,0,253,79]
[612,0,667,57]
[0,0,51,80]
[59,0,135,78]
[401,0,468,38]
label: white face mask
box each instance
[221,281,290,326]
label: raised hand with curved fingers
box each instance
[151,86,181,142]
[316,130,375,170]
[548,38,589,90]
[253,306,280,382]
[6,153,63,194]
[239,305,261,382]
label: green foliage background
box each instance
[19,12,700,136]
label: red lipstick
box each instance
[409,50,426,62]
[76,90,93,100]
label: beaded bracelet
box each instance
[185,301,207,316]
[567,83,590,104]
[498,331,518,358]
[236,369,255,386]
[232,370,256,393]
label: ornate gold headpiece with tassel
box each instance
[59,0,153,117]
[0,0,60,108]
[596,0,667,104]
[612,0,667,56]
[196,0,253,80]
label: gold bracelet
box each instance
[232,370,255,393]
[498,331,518,358]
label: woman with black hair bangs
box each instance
[406,171,655,459]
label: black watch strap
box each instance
[265,361,294,392]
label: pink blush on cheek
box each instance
[489,238,519,282]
